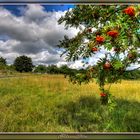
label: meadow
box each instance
[0,74,140,132]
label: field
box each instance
[0,74,140,132]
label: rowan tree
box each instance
[58,5,140,105]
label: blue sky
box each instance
[3,5,75,16]
[3,5,26,16]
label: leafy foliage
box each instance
[58,5,140,105]
[0,57,7,66]
[14,55,33,72]
[34,65,47,73]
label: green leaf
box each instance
[112,60,124,70]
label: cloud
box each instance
[69,60,83,69]
[32,51,62,65]
[126,64,140,71]
[23,4,47,24]
[0,39,19,53]
[0,4,81,67]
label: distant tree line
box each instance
[0,55,139,80]
[34,64,79,75]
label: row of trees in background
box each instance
[0,55,140,80]
[34,64,80,75]
[0,55,33,73]
[0,55,80,76]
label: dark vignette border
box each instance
[0,132,140,139]
[0,0,139,4]
[0,0,139,139]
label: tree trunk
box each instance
[100,95,108,105]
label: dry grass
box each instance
[0,74,139,132]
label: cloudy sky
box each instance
[0,5,139,70]
[0,4,84,69]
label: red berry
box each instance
[107,30,119,38]
[103,62,111,69]
[123,6,135,17]
[100,93,107,97]
[91,47,98,52]
[96,36,105,44]
[128,53,134,59]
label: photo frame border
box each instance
[0,0,139,139]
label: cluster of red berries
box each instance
[91,6,135,53]
[97,6,136,100]
[92,30,119,52]
[96,36,105,44]
[90,36,104,52]
[103,61,112,70]
[91,47,98,52]
[107,30,119,38]
[123,6,135,17]
[100,93,107,97]
[92,30,118,52]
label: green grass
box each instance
[0,74,140,132]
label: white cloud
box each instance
[69,60,83,69]
[0,5,80,67]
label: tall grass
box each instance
[0,74,139,132]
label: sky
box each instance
[0,4,106,69]
[0,4,139,70]
[0,4,83,69]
